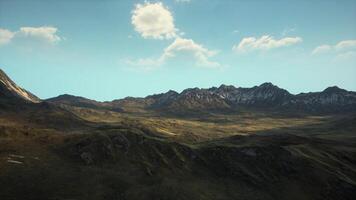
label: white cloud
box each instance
[312,40,356,55]
[162,37,220,67]
[0,26,62,46]
[335,40,356,51]
[17,26,61,43]
[127,37,220,69]
[0,28,15,46]
[129,2,220,69]
[131,2,177,40]
[312,40,356,64]
[311,44,332,55]
[233,35,302,53]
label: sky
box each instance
[0,0,356,101]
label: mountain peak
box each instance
[259,82,276,88]
[181,87,201,94]
[218,84,236,91]
[322,86,346,93]
[166,90,178,95]
[0,68,40,103]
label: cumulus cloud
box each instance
[129,2,220,69]
[0,26,61,46]
[127,37,220,69]
[233,35,302,53]
[0,28,15,46]
[131,2,177,39]
[312,40,356,55]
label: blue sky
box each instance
[0,0,355,101]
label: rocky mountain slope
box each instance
[0,69,40,104]
[47,82,356,114]
[0,69,89,129]
[148,83,356,113]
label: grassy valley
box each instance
[0,101,356,200]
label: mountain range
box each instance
[46,82,356,114]
[1,68,356,200]
[2,68,355,114]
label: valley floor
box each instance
[0,106,355,200]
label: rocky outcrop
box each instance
[285,86,356,112]
[144,83,356,113]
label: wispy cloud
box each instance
[127,37,220,70]
[233,35,302,53]
[281,26,296,36]
[162,37,220,67]
[311,45,332,55]
[0,26,62,46]
[312,40,356,55]
[335,40,356,51]
[0,29,15,46]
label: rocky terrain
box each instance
[46,82,356,115]
[0,68,355,200]
[0,69,40,105]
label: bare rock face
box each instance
[168,87,231,110]
[214,83,293,106]
[285,86,356,112]
[142,83,356,113]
